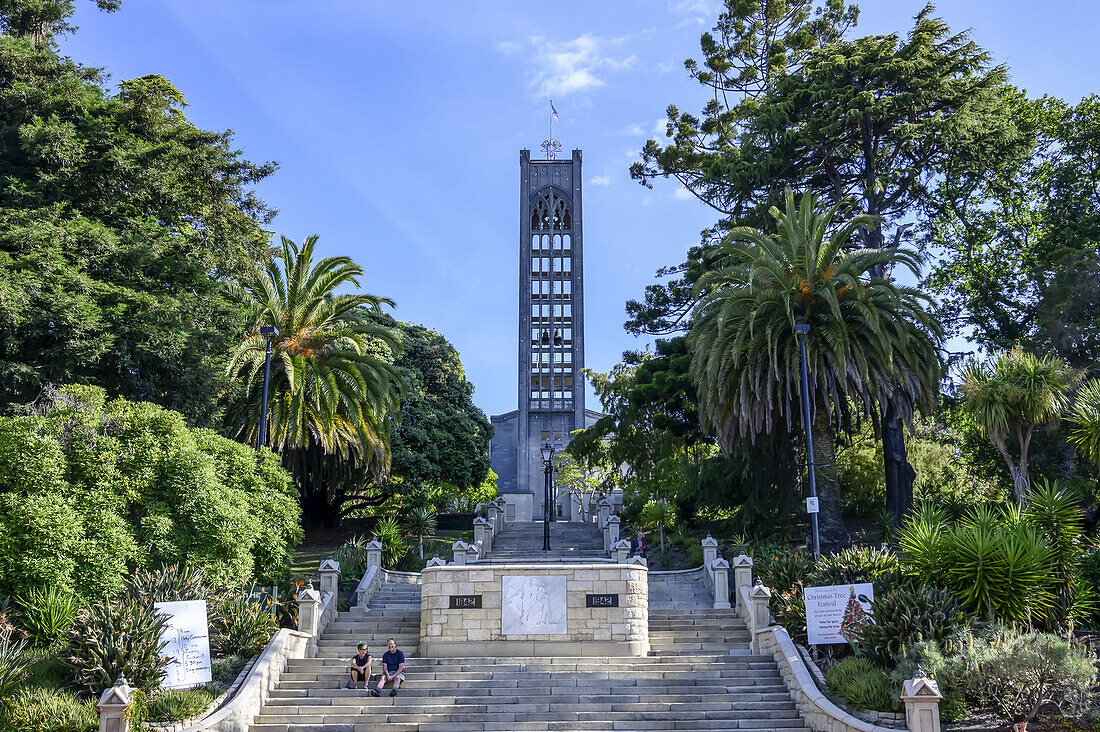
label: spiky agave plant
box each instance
[66,598,169,694]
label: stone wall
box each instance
[419,562,649,656]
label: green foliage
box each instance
[640,499,676,554]
[960,348,1079,502]
[333,537,370,592]
[1023,481,1090,625]
[375,517,407,568]
[65,596,168,694]
[211,654,251,684]
[0,687,96,732]
[811,547,902,593]
[0,31,275,425]
[403,506,437,559]
[0,635,29,699]
[753,549,812,595]
[856,585,967,666]
[688,190,943,543]
[825,656,896,713]
[209,593,276,658]
[0,386,301,601]
[901,628,1096,721]
[1070,379,1100,468]
[226,234,404,529]
[146,688,214,722]
[897,504,1051,623]
[124,564,207,604]
[14,586,79,646]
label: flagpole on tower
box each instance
[542,100,561,159]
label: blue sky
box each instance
[63,1,1100,418]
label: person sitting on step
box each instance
[631,529,647,558]
[371,638,405,697]
[346,642,372,690]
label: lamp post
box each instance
[540,443,555,551]
[794,321,821,561]
[257,326,277,450]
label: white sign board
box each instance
[804,583,874,645]
[155,600,212,688]
[806,496,819,514]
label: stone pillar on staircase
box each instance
[473,516,493,554]
[748,579,772,654]
[426,554,446,567]
[902,672,944,732]
[298,582,322,656]
[318,556,340,598]
[701,534,718,573]
[598,498,612,528]
[494,498,507,530]
[711,556,732,610]
[614,538,631,563]
[365,537,383,569]
[487,502,501,536]
[96,675,133,732]
[732,552,753,611]
[606,515,620,556]
[451,540,468,565]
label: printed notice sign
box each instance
[803,583,874,645]
[155,600,212,689]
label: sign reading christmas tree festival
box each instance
[803,583,874,645]
[154,600,212,688]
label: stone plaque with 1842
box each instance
[448,595,482,609]
[585,594,619,608]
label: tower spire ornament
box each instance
[541,99,561,159]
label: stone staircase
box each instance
[248,531,810,732]
[486,520,606,562]
[648,568,713,611]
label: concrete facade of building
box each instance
[490,149,599,521]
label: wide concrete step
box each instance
[251,724,811,732]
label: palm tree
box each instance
[641,500,676,554]
[961,348,1079,503]
[404,507,437,559]
[227,234,403,528]
[688,189,943,544]
[1070,379,1100,468]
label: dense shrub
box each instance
[209,593,277,657]
[146,688,214,722]
[856,585,967,665]
[0,386,302,601]
[15,586,80,646]
[0,687,97,732]
[66,597,169,694]
[901,627,1096,721]
[211,653,252,684]
[124,564,207,603]
[333,537,370,591]
[825,656,896,712]
[811,546,902,592]
[0,636,29,699]
[898,504,1052,622]
[754,549,812,594]
[375,517,408,568]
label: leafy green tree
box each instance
[641,500,676,555]
[925,95,1100,370]
[961,348,1079,503]
[226,235,403,529]
[0,385,301,601]
[632,3,1018,521]
[0,0,119,45]
[0,33,276,426]
[689,190,942,543]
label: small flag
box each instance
[550,100,559,121]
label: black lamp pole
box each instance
[795,321,821,561]
[257,326,277,450]
[541,443,554,551]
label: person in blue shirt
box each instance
[370,638,405,697]
[346,643,371,690]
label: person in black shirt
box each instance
[631,529,647,558]
[370,638,406,697]
[346,643,371,690]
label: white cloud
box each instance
[654,117,670,137]
[658,61,678,73]
[673,186,693,200]
[618,123,646,136]
[670,0,719,26]
[498,33,636,98]
[590,175,612,186]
